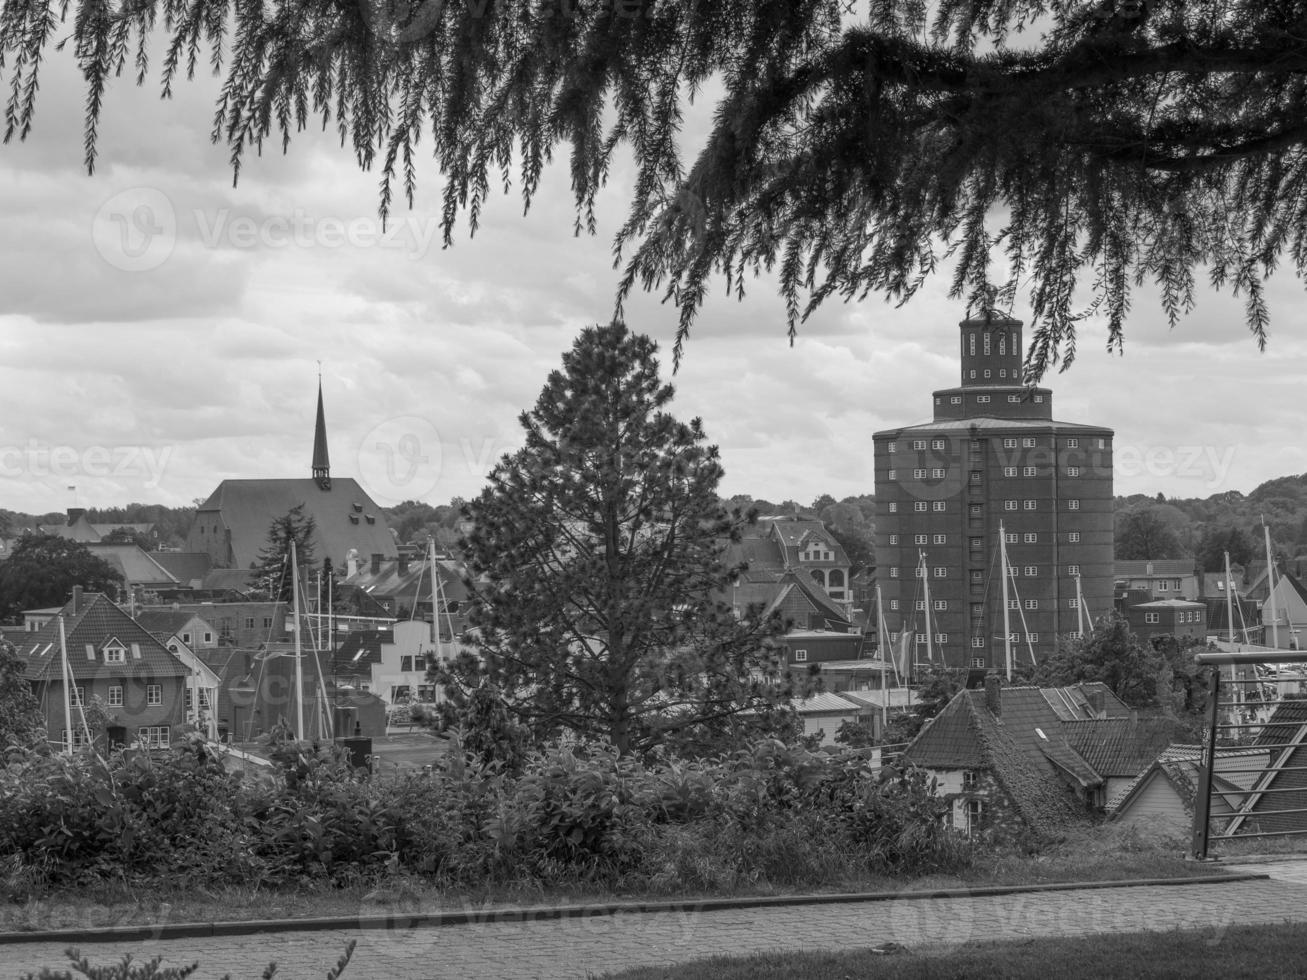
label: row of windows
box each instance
[887,499,1084,512]
[72,684,162,707]
[886,437,1108,453]
[968,331,1016,357]
[889,564,1082,578]
[1144,610,1203,625]
[888,466,1086,481]
[891,597,1087,612]
[888,531,1085,545]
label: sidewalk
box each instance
[7,872,1307,980]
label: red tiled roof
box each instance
[1061,716,1179,777]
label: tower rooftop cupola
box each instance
[312,376,331,490]
[959,312,1023,387]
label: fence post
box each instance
[1189,666,1222,860]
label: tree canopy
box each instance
[5,2,1306,372]
[437,321,799,756]
[0,534,123,621]
[1114,504,1188,561]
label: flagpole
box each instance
[922,551,934,666]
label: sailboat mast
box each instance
[1000,522,1012,681]
[1073,573,1084,636]
[921,551,934,666]
[1225,551,1236,647]
[291,540,306,740]
[58,615,73,756]
[1264,520,1279,649]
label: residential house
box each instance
[1108,745,1269,837]
[136,600,289,649]
[901,676,1174,835]
[762,518,854,604]
[1123,599,1208,644]
[1114,560,1200,601]
[21,606,61,632]
[19,588,190,750]
[333,619,470,707]
[134,610,223,739]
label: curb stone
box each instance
[0,873,1269,947]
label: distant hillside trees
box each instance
[1114,505,1188,561]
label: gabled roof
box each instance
[344,557,468,605]
[192,478,398,569]
[763,570,852,630]
[1129,598,1206,610]
[19,593,188,681]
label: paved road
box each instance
[8,875,1307,980]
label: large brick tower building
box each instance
[873,314,1113,673]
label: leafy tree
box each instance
[1195,525,1257,573]
[0,534,123,622]
[0,638,43,749]
[436,322,799,756]
[1031,612,1163,709]
[1115,506,1188,561]
[248,505,317,604]
[8,3,1307,371]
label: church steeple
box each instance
[312,373,331,490]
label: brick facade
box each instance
[873,314,1114,670]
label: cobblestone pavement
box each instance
[1224,856,1307,884]
[8,878,1307,980]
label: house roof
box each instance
[149,552,213,586]
[1061,716,1180,777]
[1039,682,1132,721]
[763,570,852,630]
[1254,698,1307,750]
[84,544,180,586]
[19,592,188,681]
[334,629,394,669]
[192,477,398,569]
[1105,743,1270,812]
[902,684,1117,833]
[344,557,468,605]
[133,609,212,638]
[1129,598,1207,610]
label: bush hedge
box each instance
[1,734,969,894]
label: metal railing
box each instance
[1190,649,1307,860]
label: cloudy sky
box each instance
[2,36,1305,518]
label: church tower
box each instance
[312,377,331,491]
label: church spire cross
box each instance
[312,375,331,490]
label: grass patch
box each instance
[1,822,1277,935]
[595,922,1307,979]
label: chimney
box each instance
[370,553,383,575]
[67,508,86,526]
[346,550,359,579]
[398,556,410,575]
[984,673,1002,717]
[71,585,83,615]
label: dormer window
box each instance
[103,641,127,664]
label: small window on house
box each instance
[889,534,899,545]
[915,502,928,512]
[888,502,897,513]
[400,656,414,672]
[977,395,991,403]
[147,684,162,706]
[182,633,191,645]
[962,770,978,789]
[203,632,213,644]
[933,501,946,512]
[794,649,808,662]
[104,644,126,664]
[108,686,123,707]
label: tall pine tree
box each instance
[248,504,317,604]
[438,322,798,756]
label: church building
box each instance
[186,381,398,571]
